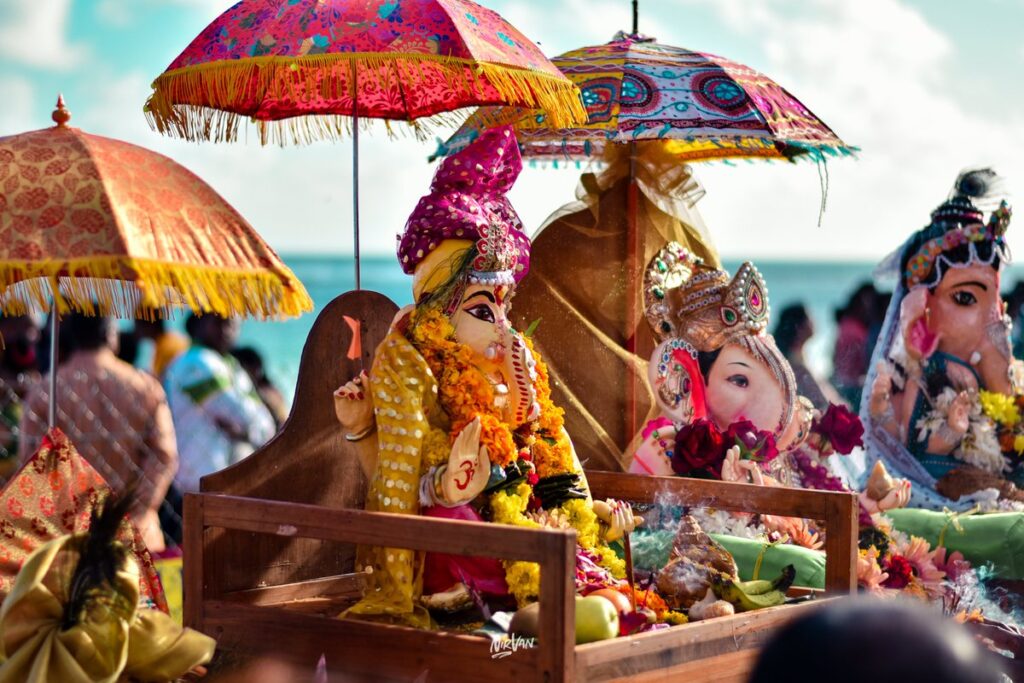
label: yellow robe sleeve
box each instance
[343,330,442,628]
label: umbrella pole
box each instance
[632,0,638,34]
[353,109,362,291]
[47,309,58,429]
[625,142,640,442]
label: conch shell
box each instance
[865,461,896,502]
[656,516,738,609]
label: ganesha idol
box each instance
[627,243,803,479]
[332,127,637,628]
[861,168,1024,509]
[627,243,910,520]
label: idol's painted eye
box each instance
[727,374,749,389]
[465,303,496,323]
[951,290,977,306]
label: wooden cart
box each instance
[184,291,858,682]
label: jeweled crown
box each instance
[644,242,771,350]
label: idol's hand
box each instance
[868,361,895,419]
[441,417,490,505]
[947,390,972,436]
[333,370,374,436]
[861,478,912,514]
[593,499,643,542]
[721,445,765,486]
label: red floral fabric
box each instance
[0,428,168,612]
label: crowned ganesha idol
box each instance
[862,168,1024,509]
[627,243,804,479]
[333,127,638,628]
[628,243,911,526]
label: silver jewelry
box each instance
[934,421,963,445]
[345,424,376,442]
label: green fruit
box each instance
[736,579,774,595]
[711,565,795,612]
[574,596,619,644]
[711,577,785,611]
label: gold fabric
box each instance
[0,121,312,319]
[511,143,718,470]
[0,428,167,612]
[412,240,473,303]
[343,329,447,628]
[0,535,214,683]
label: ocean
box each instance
[233,256,893,400]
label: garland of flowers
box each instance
[979,390,1024,457]
[409,308,619,605]
[521,334,575,478]
[410,307,519,468]
[916,387,1006,474]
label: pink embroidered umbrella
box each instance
[145,0,586,288]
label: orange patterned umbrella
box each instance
[0,97,312,320]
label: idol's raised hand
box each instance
[441,416,491,505]
[593,499,643,542]
[333,370,374,437]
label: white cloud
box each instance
[0,76,37,133]
[658,0,1024,261]
[95,0,133,27]
[0,0,87,70]
[95,0,233,28]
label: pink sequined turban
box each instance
[398,126,530,288]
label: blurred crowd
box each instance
[0,312,286,554]
[774,278,1024,415]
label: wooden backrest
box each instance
[199,289,397,591]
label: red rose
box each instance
[882,554,914,589]
[813,404,865,455]
[726,420,779,463]
[671,418,727,478]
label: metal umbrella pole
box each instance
[47,304,58,429]
[352,64,362,291]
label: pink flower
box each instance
[894,535,946,598]
[933,547,971,583]
[857,546,889,594]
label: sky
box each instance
[0,0,1022,262]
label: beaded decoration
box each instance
[904,199,1012,289]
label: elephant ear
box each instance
[900,288,940,361]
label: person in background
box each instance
[773,303,843,410]
[19,313,177,552]
[831,282,877,408]
[0,315,40,481]
[750,598,1008,683]
[164,314,275,493]
[1004,281,1024,359]
[231,346,289,429]
[133,319,190,380]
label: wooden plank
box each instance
[199,291,398,592]
[199,493,575,563]
[597,650,759,683]
[221,572,368,607]
[204,600,536,683]
[575,600,826,681]
[823,491,859,594]
[538,532,577,682]
[182,493,203,631]
[586,470,847,519]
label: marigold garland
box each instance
[410,307,625,604]
[411,308,518,468]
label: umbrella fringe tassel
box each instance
[145,52,587,146]
[0,257,314,320]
